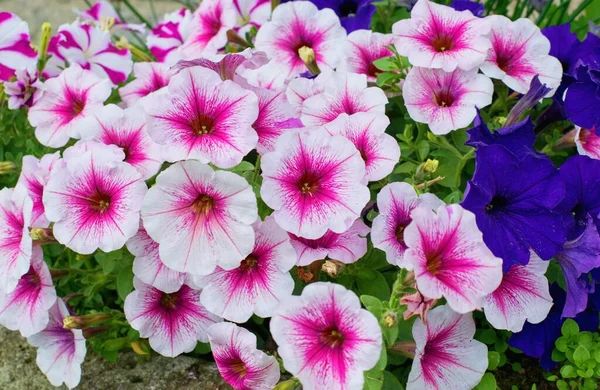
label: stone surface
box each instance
[0,326,230,389]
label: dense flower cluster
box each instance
[0,0,599,389]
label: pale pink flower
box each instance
[126,223,186,294]
[403,67,493,134]
[408,304,487,390]
[400,290,436,323]
[119,62,171,107]
[404,204,503,313]
[81,104,164,180]
[179,0,236,59]
[141,161,258,276]
[481,16,562,96]
[0,246,56,337]
[271,282,382,390]
[28,65,111,148]
[0,185,33,293]
[344,30,394,82]
[0,12,37,81]
[480,252,552,332]
[52,22,133,85]
[285,69,331,115]
[199,217,295,322]
[392,0,491,72]
[124,278,221,357]
[18,152,61,228]
[261,130,369,239]
[371,182,444,267]
[301,71,388,127]
[43,144,147,254]
[77,1,146,34]
[208,322,280,390]
[27,299,86,390]
[575,126,600,160]
[254,1,346,81]
[144,66,258,168]
[147,8,193,65]
[3,68,42,110]
[289,219,370,266]
[322,113,400,182]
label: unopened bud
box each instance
[99,16,116,31]
[116,37,153,62]
[38,23,52,61]
[270,0,280,11]
[0,161,17,175]
[131,340,150,355]
[274,379,300,390]
[422,159,438,173]
[322,260,345,278]
[298,46,320,76]
[226,29,250,48]
[63,313,111,329]
[495,116,507,126]
[30,227,55,243]
[382,311,397,328]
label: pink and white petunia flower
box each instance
[289,219,370,266]
[43,144,147,254]
[231,0,271,36]
[285,69,331,115]
[144,66,258,168]
[407,304,487,390]
[575,126,600,160]
[126,223,186,294]
[147,8,193,65]
[254,1,346,81]
[3,68,42,110]
[271,282,382,390]
[119,62,171,107]
[0,246,56,337]
[480,252,552,332]
[301,72,388,127]
[344,30,394,82]
[0,185,33,293]
[124,278,222,357]
[322,113,400,182]
[403,67,493,134]
[178,0,236,59]
[371,182,444,268]
[81,104,164,180]
[28,65,111,148]
[27,299,86,390]
[77,1,146,34]
[52,22,133,85]
[404,204,503,314]
[480,16,562,96]
[392,0,491,72]
[261,129,370,239]
[0,12,37,81]
[141,160,258,276]
[18,152,61,228]
[208,322,280,390]
[198,217,295,322]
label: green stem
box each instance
[566,0,595,23]
[252,155,262,183]
[389,271,406,309]
[122,0,152,28]
[149,0,158,23]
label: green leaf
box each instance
[103,338,128,351]
[561,319,580,337]
[116,265,134,301]
[227,161,254,173]
[474,373,497,390]
[373,57,398,71]
[594,348,600,363]
[381,318,399,347]
[382,371,403,390]
[193,342,211,354]
[416,140,430,161]
[488,351,501,370]
[560,364,577,379]
[393,162,416,174]
[356,270,391,300]
[555,336,568,352]
[574,345,591,366]
[552,349,566,363]
[376,72,401,88]
[556,380,569,390]
[360,295,384,318]
[478,329,497,345]
[363,367,384,390]
[511,362,522,372]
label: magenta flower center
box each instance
[230,359,248,378]
[89,191,111,213]
[395,224,406,244]
[298,172,320,196]
[367,62,381,78]
[190,114,215,136]
[239,254,258,271]
[24,266,41,286]
[433,90,455,107]
[160,292,179,309]
[72,97,86,116]
[192,194,215,215]
[426,251,443,275]
[320,327,345,348]
[431,34,454,53]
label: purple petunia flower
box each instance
[310,0,376,32]
[542,24,600,76]
[450,0,484,17]
[564,59,600,135]
[466,111,535,156]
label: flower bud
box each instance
[298,46,320,76]
[382,311,397,328]
[63,313,111,330]
[274,379,300,390]
[30,227,55,243]
[0,161,17,175]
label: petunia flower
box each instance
[126,223,186,294]
[261,129,370,239]
[28,64,112,148]
[43,143,147,254]
[198,217,296,322]
[311,0,376,33]
[0,12,38,81]
[480,15,562,96]
[450,0,485,16]
[230,0,271,36]
[124,278,221,357]
[371,182,444,267]
[270,282,382,389]
[285,69,331,115]
[575,126,600,160]
[289,219,369,266]
[144,66,258,168]
[18,152,61,228]
[466,110,535,157]
[321,112,400,182]
[119,62,172,107]
[3,68,42,110]
[564,62,600,133]
[0,185,33,293]
[404,204,503,314]
[542,24,600,77]
[27,299,87,389]
[52,22,133,85]
[402,67,493,134]
[254,1,346,81]
[400,290,437,323]
[407,304,488,390]
[480,252,552,332]
[208,322,280,390]
[462,144,567,271]
[392,0,491,72]
[77,1,146,34]
[343,29,394,82]
[81,104,164,180]
[301,71,387,127]
[147,8,193,64]
[141,160,258,276]
[0,246,56,337]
